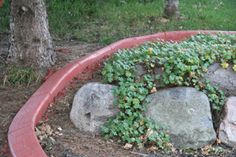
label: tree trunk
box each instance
[164,0,179,19]
[8,0,56,70]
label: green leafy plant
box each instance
[101,33,236,151]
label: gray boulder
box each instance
[135,64,146,78]
[70,83,118,134]
[135,64,164,87]
[145,87,216,149]
[204,63,236,96]
[219,97,236,148]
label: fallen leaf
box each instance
[49,137,56,144]
[201,144,212,155]
[146,128,154,137]
[55,48,71,54]
[221,62,229,69]
[147,146,158,152]
[150,87,157,93]
[124,143,133,150]
[216,138,221,145]
[57,126,63,131]
[45,124,53,135]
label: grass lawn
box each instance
[0,0,235,44]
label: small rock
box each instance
[204,63,236,96]
[145,87,216,149]
[45,124,53,135]
[35,127,41,136]
[135,64,165,88]
[70,83,118,134]
[219,97,236,147]
[135,64,146,78]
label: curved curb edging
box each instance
[8,30,236,157]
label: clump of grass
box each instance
[2,65,40,86]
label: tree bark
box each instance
[164,0,179,19]
[8,0,56,70]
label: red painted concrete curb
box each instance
[8,31,236,157]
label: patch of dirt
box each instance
[54,40,101,69]
[0,38,102,157]
[0,85,39,157]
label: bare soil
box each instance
[0,85,39,157]
[0,39,101,157]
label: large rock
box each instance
[204,63,236,96]
[70,83,118,134]
[219,97,236,148]
[145,87,216,149]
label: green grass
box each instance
[0,0,10,32]
[1,65,39,86]
[0,0,235,44]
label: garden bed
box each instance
[39,33,236,157]
[38,75,236,157]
